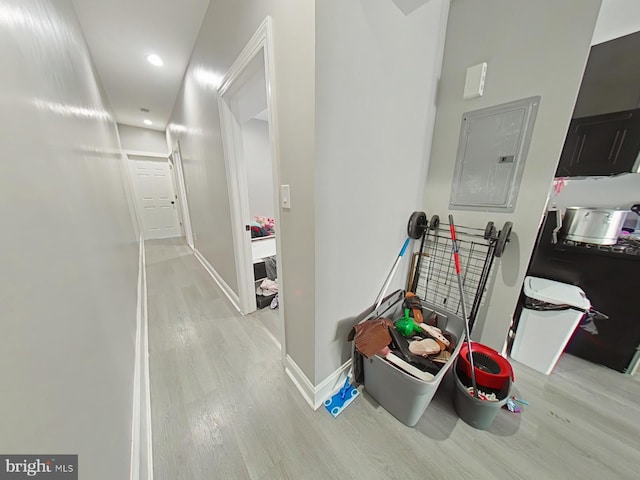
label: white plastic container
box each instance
[511,276,590,375]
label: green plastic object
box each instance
[395,308,422,337]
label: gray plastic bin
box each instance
[452,358,511,430]
[358,291,465,427]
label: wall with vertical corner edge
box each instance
[314,0,451,383]
[422,0,602,351]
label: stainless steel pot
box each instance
[560,207,629,245]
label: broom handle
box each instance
[449,215,478,398]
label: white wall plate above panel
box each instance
[463,62,487,100]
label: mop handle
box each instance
[374,238,410,310]
[449,222,462,274]
[399,238,410,257]
[448,215,479,399]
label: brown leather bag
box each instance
[348,318,394,358]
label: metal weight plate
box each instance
[407,211,428,239]
[484,221,495,240]
[494,221,513,258]
[430,215,440,230]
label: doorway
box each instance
[218,17,285,350]
[127,156,181,240]
[169,143,194,248]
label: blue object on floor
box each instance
[324,377,359,418]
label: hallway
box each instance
[146,238,281,478]
[145,239,640,480]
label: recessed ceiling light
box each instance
[146,54,163,67]
[143,119,153,126]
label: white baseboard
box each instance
[284,355,315,409]
[313,359,353,410]
[284,355,353,411]
[141,240,154,480]
[130,236,153,480]
[130,238,143,480]
[257,321,281,351]
[192,247,241,313]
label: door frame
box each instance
[167,155,184,233]
[170,142,194,248]
[218,17,286,354]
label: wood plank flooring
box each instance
[252,300,281,342]
[146,238,640,480]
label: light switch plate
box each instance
[463,62,487,100]
[280,184,291,209]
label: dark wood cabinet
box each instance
[556,109,640,176]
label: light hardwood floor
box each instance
[252,300,281,342]
[146,238,640,480]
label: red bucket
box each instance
[459,342,514,391]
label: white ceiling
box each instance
[72,0,210,131]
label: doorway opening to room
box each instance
[169,143,194,248]
[218,18,285,351]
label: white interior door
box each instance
[128,158,181,239]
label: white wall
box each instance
[166,0,316,378]
[232,65,268,123]
[422,0,602,351]
[0,1,138,478]
[118,123,169,154]
[592,0,640,45]
[550,175,640,212]
[314,0,450,383]
[243,119,275,220]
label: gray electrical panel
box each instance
[449,96,540,212]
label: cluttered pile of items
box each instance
[349,298,457,383]
[250,216,275,238]
[327,212,519,430]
